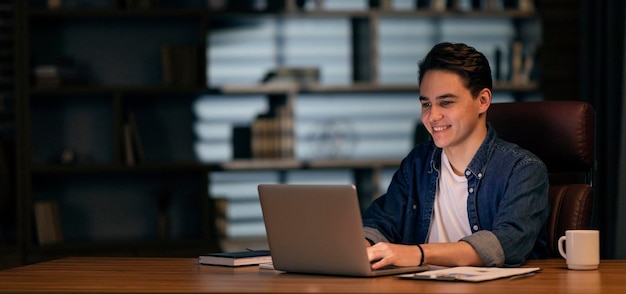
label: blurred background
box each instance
[1,0,625,269]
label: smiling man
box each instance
[362,42,550,268]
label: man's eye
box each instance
[441,101,452,106]
[421,103,431,108]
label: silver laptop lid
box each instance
[258,184,427,277]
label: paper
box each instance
[397,266,540,282]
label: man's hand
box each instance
[366,242,422,270]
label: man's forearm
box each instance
[421,241,483,267]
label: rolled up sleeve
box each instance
[461,230,505,267]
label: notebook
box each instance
[257,184,429,277]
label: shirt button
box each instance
[465,170,471,176]
[412,204,417,210]
[477,173,483,178]
[469,188,474,193]
[473,225,479,231]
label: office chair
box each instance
[487,100,595,257]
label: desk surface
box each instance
[0,257,622,293]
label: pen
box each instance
[509,272,537,280]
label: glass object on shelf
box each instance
[308,118,358,159]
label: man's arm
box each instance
[367,241,482,269]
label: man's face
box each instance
[419,70,489,151]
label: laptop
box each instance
[257,184,429,277]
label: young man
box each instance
[362,42,549,268]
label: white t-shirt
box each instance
[427,150,472,243]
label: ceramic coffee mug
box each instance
[558,230,600,270]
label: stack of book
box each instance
[250,98,294,159]
[412,0,534,12]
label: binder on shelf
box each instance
[33,201,63,245]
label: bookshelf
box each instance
[0,0,17,270]
[11,0,543,265]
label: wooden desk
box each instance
[0,257,622,293]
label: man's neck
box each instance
[443,126,487,176]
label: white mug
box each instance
[558,230,600,270]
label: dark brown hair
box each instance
[418,42,492,97]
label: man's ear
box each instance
[478,88,492,114]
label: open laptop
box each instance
[257,184,428,277]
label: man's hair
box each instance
[418,42,492,97]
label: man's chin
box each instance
[432,141,447,148]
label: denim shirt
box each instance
[362,123,549,267]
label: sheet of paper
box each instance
[397,266,540,282]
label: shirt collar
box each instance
[428,123,496,179]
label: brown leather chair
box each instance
[487,100,595,257]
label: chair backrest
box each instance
[487,100,595,257]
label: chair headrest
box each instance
[487,101,595,174]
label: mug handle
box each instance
[558,236,567,259]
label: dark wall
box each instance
[540,0,626,258]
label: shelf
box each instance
[28,82,540,97]
[219,158,401,170]
[220,82,539,94]
[28,8,208,19]
[28,8,538,20]
[306,158,401,169]
[283,9,538,19]
[221,159,303,170]
[30,159,403,174]
[28,85,219,96]
[30,163,216,174]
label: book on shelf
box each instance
[123,112,145,166]
[509,41,537,85]
[161,44,203,88]
[250,96,294,159]
[123,124,135,165]
[232,125,252,159]
[261,66,320,86]
[429,0,447,11]
[199,250,272,267]
[33,200,63,245]
[517,0,535,12]
[213,198,228,238]
[32,57,88,87]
